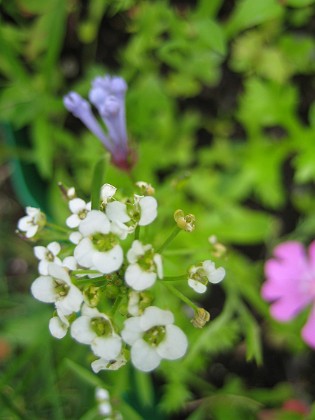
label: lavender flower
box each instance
[64,75,134,171]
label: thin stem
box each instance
[134,225,140,240]
[46,222,70,234]
[163,275,187,282]
[72,269,101,276]
[157,226,181,254]
[162,282,198,311]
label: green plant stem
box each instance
[157,226,181,254]
[72,269,101,276]
[163,275,187,282]
[46,222,70,234]
[134,225,140,240]
[162,282,198,311]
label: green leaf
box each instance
[287,0,315,6]
[31,117,54,179]
[133,370,154,408]
[91,155,109,209]
[238,303,263,365]
[225,0,284,38]
[64,359,106,389]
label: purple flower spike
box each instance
[262,240,315,348]
[63,92,114,154]
[65,75,135,172]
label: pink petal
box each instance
[301,305,315,348]
[270,293,310,322]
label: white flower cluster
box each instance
[95,387,122,420]
[17,182,188,373]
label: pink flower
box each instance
[262,240,315,348]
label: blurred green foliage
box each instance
[1,0,315,418]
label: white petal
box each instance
[91,355,126,373]
[153,254,163,278]
[203,260,216,274]
[57,285,83,315]
[139,196,157,226]
[79,210,110,236]
[66,214,80,228]
[106,201,130,223]
[125,264,156,291]
[188,279,207,294]
[95,387,110,401]
[99,402,112,416]
[62,256,77,270]
[69,231,82,244]
[69,198,86,214]
[34,246,46,260]
[131,339,161,372]
[91,335,122,360]
[26,207,40,217]
[140,306,174,330]
[49,316,68,339]
[157,324,188,360]
[101,183,117,202]
[121,317,142,345]
[74,238,95,267]
[38,260,49,275]
[126,240,146,263]
[209,267,225,284]
[92,245,123,274]
[81,304,103,317]
[71,316,96,344]
[26,225,38,238]
[31,276,57,303]
[48,263,71,284]
[47,242,61,256]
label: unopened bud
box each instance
[191,308,210,328]
[58,183,76,200]
[135,181,155,196]
[83,285,101,307]
[174,209,195,232]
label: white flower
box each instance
[101,183,117,204]
[49,311,69,339]
[121,306,188,372]
[71,304,122,360]
[31,263,83,316]
[74,210,123,274]
[66,198,91,228]
[34,242,61,275]
[128,291,140,316]
[105,195,158,234]
[125,240,163,291]
[188,260,225,294]
[17,207,45,238]
[105,200,133,239]
[91,354,127,373]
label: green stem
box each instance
[162,282,198,311]
[134,225,140,240]
[157,226,181,254]
[163,275,187,282]
[72,269,101,276]
[46,222,70,234]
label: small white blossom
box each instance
[71,304,122,361]
[121,306,188,372]
[66,198,91,228]
[74,210,123,274]
[125,240,163,291]
[188,260,225,294]
[17,207,45,238]
[91,354,127,373]
[31,263,83,316]
[34,242,61,275]
[101,183,117,204]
